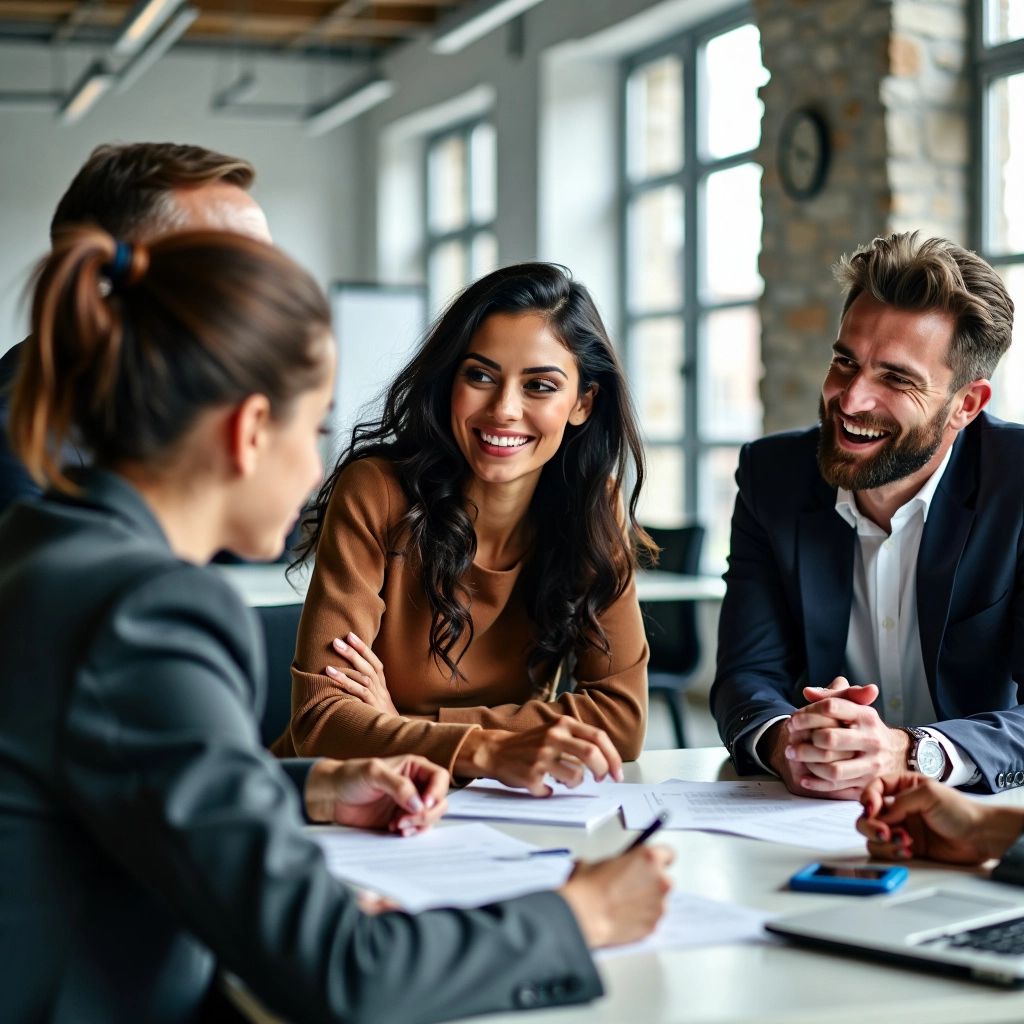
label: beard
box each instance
[816,395,950,492]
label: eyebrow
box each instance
[832,342,926,385]
[462,352,569,379]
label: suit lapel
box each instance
[798,481,855,683]
[917,430,977,696]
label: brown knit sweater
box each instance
[278,457,649,772]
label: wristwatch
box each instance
[903,726,949,780]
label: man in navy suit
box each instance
[712,232,1022,798]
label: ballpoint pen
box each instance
[623,810,669,852]
[494,847,572,861]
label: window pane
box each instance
[702,24,768,160]
[990,263,1024,422]
[471,231,498,279]
[627,186,684,313]
[470,122,496,224]
[985,0,1024,45]
[986,73,1024,254]
[699,306,763,441]
[428,240,467,314]
[427,133,467,234]
[698,447,740,573]
[637,447,685,527]
[632,318,684,441]
[627,55,683,181]
[703,162,763,301]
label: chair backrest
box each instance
[254,602,303,748]
[641,524,706,676]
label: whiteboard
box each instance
[329,282,427,460]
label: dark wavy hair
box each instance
[297,262,653,687]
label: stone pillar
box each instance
[754,0,970,433]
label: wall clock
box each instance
[777,107,830,200]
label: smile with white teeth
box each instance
[840,418,888,439]
[480,431,530,448]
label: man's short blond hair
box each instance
[834,232,1014,390]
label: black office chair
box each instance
[254,602,303,748]
[641,523,706,749]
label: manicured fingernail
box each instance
[333,637,348,651]
[325,665,339,677]
[785,746,796,760]
[408,796,423,812]
[424,796,436,809]
[614,768,624,782]
[347,632,359,643]
[876,829,886,841]
[401,827,415,837]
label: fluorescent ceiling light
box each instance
[112,0,185,57]
[116,5,198,92]
[431,0,544,55]
[306,76,395,137]
[58,61,115,124]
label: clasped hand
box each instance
[768,676,908,799]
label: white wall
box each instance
[0,42,366,350]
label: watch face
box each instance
[916,738,946,779]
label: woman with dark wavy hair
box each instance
[280,263,653,791]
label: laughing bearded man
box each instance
[712,231,1024,798]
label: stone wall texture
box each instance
[754,0,970,432]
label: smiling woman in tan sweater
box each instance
[277,264,653,791]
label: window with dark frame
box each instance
[424,119,498,316]
[976,0,1024,424]
[621,10,767,571]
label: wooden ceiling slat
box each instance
[194,10,423,38]
[0,1,76,17]
[0,0,472,47]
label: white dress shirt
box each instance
[747,445,980,786]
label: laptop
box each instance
[767,885,1024,986]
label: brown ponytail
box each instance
[11,226,331,492]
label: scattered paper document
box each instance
[445,778,621,828]
[311,823,573,912]
[731,801,864,851]
[597,890,771,959]
[620,780,863,852]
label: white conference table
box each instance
[214,563,726,608]
[233,747,1024,1024]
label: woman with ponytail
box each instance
[283,263,653,792]
[0,231,672,1023]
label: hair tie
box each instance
[103,239,147,289]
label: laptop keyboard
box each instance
[945,917,1024,956]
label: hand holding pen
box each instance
[558,810,674,949]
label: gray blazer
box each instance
[0,470,601,1023]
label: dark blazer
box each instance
[0,471,601,1023]
[711,413,1024,792]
